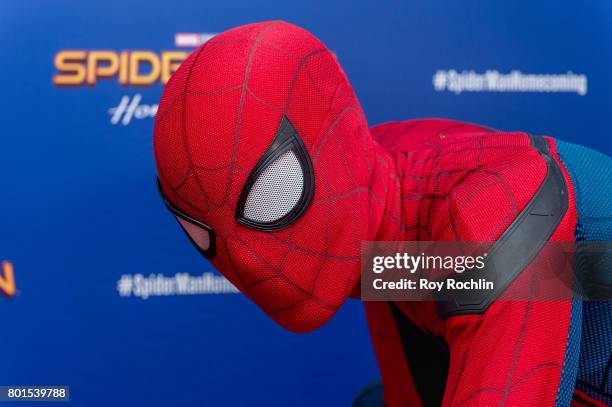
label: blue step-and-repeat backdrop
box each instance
[1,1,611,405]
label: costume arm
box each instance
[434,137,578,406]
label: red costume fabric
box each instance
[365,120,577,406]
[154,21,584,406]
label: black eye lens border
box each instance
[157,178,216,259]
[235,115,315,231]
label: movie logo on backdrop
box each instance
[0,261,16,298]
[52,32,240,300]
[52,33,216,126]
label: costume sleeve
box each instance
[433,137,579,406]
[440,300,574,406]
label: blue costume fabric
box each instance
[556,140,612,406]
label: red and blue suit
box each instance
[153,21,612,406]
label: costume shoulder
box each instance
[372,118,574,253]
[381,119,574,311]
[371,118,496,153]
[375,119,553,243]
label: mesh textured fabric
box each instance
[577,302,612,405]
[555,297,582,407]
[243,150,304,223]
[154,21,589,406]
[557,140,612,406]
[366,120,578,406]
[154,21,387,332]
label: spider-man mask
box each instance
[153,21,395,332]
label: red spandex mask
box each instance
[153,21,397,332]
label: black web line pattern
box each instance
[156,23,575,404]
[156,22,384,314]
[375,123,572,405]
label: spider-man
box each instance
[153,21,612,406]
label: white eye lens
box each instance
[176,216,211,251]
[236,115,314,230]
[243,149,304,223]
